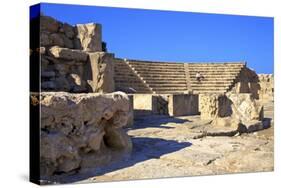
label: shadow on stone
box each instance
[131,115,191,130]
[56,137,192,183]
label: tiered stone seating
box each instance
[188,63,245,93]
[127,60,188,93]
[114,59,245,94]
[114,58,152,93]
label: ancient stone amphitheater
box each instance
[114,59,247,94]
[30,15,274,184]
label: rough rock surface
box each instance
[65,101,273,184]
[76,23,102,52]
[199,94,232,119]
[199,93,265,135]
[39,92,132,180]
[88,52,115,93]
[49,46,88,61]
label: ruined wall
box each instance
[258,74,274,102]
[199,94,232,119]
[133,93,199,116]
[40,16,102,51]
[39,92,132,178]
[40,16,114,93]
[168,94,199,116]
[230,67,260,99]
[133,94,168,116]
[199,93,265,133]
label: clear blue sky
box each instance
[38,3,274,73]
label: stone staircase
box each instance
[188,63,245,94]
[114,58,245,94]
[114,58,152,93]
[127,60,187,94]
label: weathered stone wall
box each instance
[199,94,227,119]
[133,94,199,116]
[40,16,114,93]
[258,74,274,102]
[39,92,132,178]
[133,94,167,116]
[41,46,89,92]
[168,94,199,116]
[40,16,102,51]
[88,52,115,93]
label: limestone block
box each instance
[39,92,132,177]
[133,94,169,116]
[88,52,115,93]
[210,93,265,133]
[200,94,221,119]
[168,94,199,116]
[76,23,102,52]
[227,93,263,122]
[49,46,88,61]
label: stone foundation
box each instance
[133,94,199,116]
[199,94,232,119]
[167,94,199,116]
[133,94,167,116]
[39,92,132,178]
[40,16,114,93]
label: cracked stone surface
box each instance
[69,101,273,183]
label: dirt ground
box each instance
[58,101,273,184]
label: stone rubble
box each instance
[38,92,132,179]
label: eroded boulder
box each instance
[199,93,266,135]
[39,92,132,178]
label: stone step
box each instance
[190,72,238,76]
[133,68,185,73]
[188,67,242,70]
[140,75,186,79]
[153,87,187,91]
[190,76,236,79]
[191,86,230,90]
[193,91,226,94]
[190,80,235,84]
[115,81,147,86]
[148,83,187,88]
[129,65,184,70]
[128,62,184,68]
[155,91,187,94]
[189,70,240,74]
[192,87,228,91]
[136,71,186,75]
[115,85,149,91]
[188,63,244,66]
[190,83,230,87]
[145,80,187,84]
